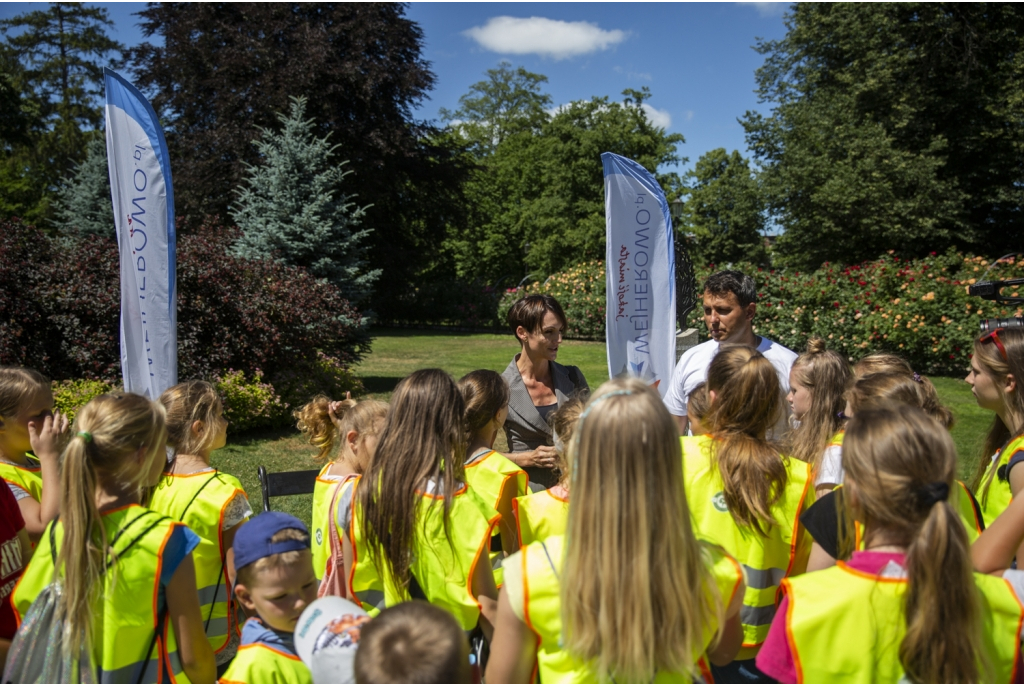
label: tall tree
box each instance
[52,136,113,237]
[679,149,766,266]
[0,3,122,223]
[744,3,1024,268]
[232,97,379,304]
[129,3,471,318]
[440,61,552,154]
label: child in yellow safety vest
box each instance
[149,380,252,672]
[487,378,746,683]
[295,394,387,581]
[757,404,1024,684]
[457,370,527,574]
[219,512,318,684]
[784,338,852,499]
[0,367,67,542]
[338,369,499,633]
[11,392,215,683]
[968,327,1024,526]
[680,346,814,682]
[511,394,584,548]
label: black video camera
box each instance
[969,277,1024,333]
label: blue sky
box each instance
[1,2,791,175]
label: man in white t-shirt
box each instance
[664,270,797,434]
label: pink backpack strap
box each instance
[318,474,357,598]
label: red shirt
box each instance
[0,482,25,639]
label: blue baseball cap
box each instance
[234,511,311,576]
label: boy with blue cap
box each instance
[219,512,318,684]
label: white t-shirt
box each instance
[663,336,798,417]
[816,444,844,486]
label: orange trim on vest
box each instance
[957,480,984,534]
[785,468,814,578]
[834,560,907,584]
[780,579,804,684]
[465,508,499,613]
[234,641,305,662]
[999,576,1024,683]
[512,498,525,548]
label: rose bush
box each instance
[500,250,1024,375]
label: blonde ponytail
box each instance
[57,393,167,659]
[843,404,984,683]
[295,395,387,463]
[706,346,787,536]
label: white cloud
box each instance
[737,2,789,18]
[463,16,628,60]
[642,104,671,129]
[614,66,653,81]
[685,110,695,122]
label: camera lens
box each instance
[979,317,1024,333]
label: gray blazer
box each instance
[501,356,589,488]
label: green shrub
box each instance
[270,351,365,413]
[214,369,289,433]
[51,379,116,424]
[500,251,1024,375]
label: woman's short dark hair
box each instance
[703,270,757,307]
[507,294,568,343]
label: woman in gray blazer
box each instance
[501,294,589,489]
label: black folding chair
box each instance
[256,465,320,513]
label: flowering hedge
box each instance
[500,251,1024,376]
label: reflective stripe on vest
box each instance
[978,436,1024,526]
[681,434,813,657]
[520,535,743,683]
[0,457,43,501]
[783,562,1024,683]
[465,450,527,586]
[346,475,498,630]
[513,489,569,548]
[148,470,248,655]
[217,641,312,684]
[12,506,192,684]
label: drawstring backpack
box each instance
[318,475,357,598]
[3,513,170,684]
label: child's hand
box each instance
[28,411,69,460]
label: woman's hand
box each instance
[506,445,559,469]
[27,410,69,460]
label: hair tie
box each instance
[916,481,949,507]
[76,431,92,443]
[912,372,923,384]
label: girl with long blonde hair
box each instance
[757,404,1023,683]
[11,393,215,683]
[487,378,746,683]
[785,338,852,498]
[295,393,387,580]
[967,327,1024,527]
[681,346,814,680]
[339,369,498,633]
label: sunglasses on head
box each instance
[980,328,1009,362]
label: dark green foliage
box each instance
[128,3,472,319]
[679,149,767,266]
[448,72,684,284]
[0,3,122,224]
[232,97,379,304]
[52,136,114,236]
[744,3,1024,269]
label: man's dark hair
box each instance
[702,270,757,307]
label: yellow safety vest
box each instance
[978,435,1024,526]
[218,642,312,684]
[518,535,743,684]
[12,505,192,683]
[344,475,498,630]
[0,456,42,501]
[513,488,569,548]
[149,469,248,656]
[828,431,844,448]
[782,561,1024,683]
[464,449,527,586]
[681,434,813,659]
[311,464,354,581]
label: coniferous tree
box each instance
[232,97,379,304]
[52,136,113,236]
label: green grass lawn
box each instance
[217,329,991,525]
